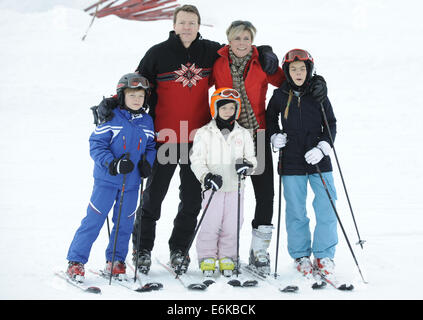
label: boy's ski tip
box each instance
[279,285,299,293]
[227,278,258,287]
[203,279,215,287]
[85,286,102,294]
[337,283,354,291]
[242,279,258,287]
[145,282,164,290]
[311,281,327,290]
[188,283,207,290]
[55,271,102,294]
[134,282,163,292]
[227,279,241,287]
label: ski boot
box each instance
[66,261,85,283]
[219,257,235,277]
[199,258,216,277]
[170,249,190,275]
[295,256,313,276]
[104,261,127,281]
[313,257,335,281]
[248,225,273,275]
[132,248,151,274]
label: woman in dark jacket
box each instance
[266,49,339,282]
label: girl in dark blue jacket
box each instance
[266,49,339,281]
[66,74,156,282]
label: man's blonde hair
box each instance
[173,4,201,25]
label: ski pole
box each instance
[109,152,130,285]
[176,189,217,277]
[320,102,365,248]
[133,175,145,283]
[315,164,367,284]
[274,149,283,279]
[235,173,242,277]
[106,216,111,238]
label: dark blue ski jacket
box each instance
[89,107,156,190]
[266,81,337,175]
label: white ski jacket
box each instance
[190,120,257,192]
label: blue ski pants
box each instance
[67,183,138,264]
[282,172,338,260]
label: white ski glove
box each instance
[304,147,324,165]
[304,141,332,165]
[316,141,332,156]
[270,133,287,149]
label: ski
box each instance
[226,274,258,287]
[241,263,327,292]
[126,260,163,291]
[224,267,258,287]
[308,272,327,290]
[54,271,101,294]
[89,269,153,292]
[317,272,354,291]
[199,269,257,288]
[240,264,299,293]
[156,258,212,290]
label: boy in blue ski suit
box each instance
[66,73,156,281]
[266,49,339,280]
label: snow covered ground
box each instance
[1,0,422,304]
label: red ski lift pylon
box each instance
[82,0,179,40]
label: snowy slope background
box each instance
[0,0,422,300]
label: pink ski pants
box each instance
[196,189,244,261]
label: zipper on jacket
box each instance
[123,135,126,150]
[137,138,142,150]
[298,96,303,129]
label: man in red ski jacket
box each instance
[132,5,221,273]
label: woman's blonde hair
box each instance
[226,20,256,42]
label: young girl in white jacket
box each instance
[190,88,257,277]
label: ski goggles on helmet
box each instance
[282,49,314,64]
[212,88,241,99]
[127,76,149,89]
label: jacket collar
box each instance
[280,81,308,97]
[207,119,243,133]
[168,30,202,48]
[116,106,145,121]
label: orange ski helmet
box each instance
[210,88,242,119]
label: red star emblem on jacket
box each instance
[174,63,203,87]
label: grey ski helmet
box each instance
[116,73,150,107]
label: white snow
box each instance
[1,0,422,302]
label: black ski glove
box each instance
[98,96,118,123]
[108,156,134,176]
[138,158,152,178]
[308,75,328,103]
[235,158,254,175]
[204,173,223,191]
[257,45,279,75]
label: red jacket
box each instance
[212,45,285,129]
[136,31,221,143]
